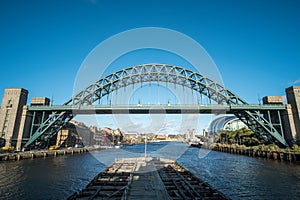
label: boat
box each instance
[67,157,229,200]
[190,142,203,148]
[114,142,123,149]
[189,141,204,148]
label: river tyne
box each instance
[0,142,300,200]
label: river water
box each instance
[0,142,299,200]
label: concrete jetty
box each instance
[68,157,229,200]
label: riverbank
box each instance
[209,143,300,163]
[0,146,104,162]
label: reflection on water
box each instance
[0,142,299,200]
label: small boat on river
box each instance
[190,141,204,148]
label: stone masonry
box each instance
[0,88,28,147]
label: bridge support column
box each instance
[286,86,300,144]
[16,106,33,151]
[281,104,297,144]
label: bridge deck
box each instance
[28,104,286,114]
[67,157,228,200]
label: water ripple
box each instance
[0,143,299,200]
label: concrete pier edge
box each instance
[0,147,103,162]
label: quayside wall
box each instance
[207,143,300,163]
[0,147,95,161]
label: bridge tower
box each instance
[0,88,28,147]
[286,86,300,143]
[262,96,296,145]
[16,97,50,150]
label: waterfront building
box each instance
[56,122,82,147]
[124,132,139,143]
[185,129,196,140]
[69,121,95,146]
[208,115,248,135]
[90,126,104,145]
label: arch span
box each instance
[24,64,288,149]
[66,64,247,106]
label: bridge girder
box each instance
[24,64,288,149]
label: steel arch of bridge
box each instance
[24,64,288,149]
[65,64,247,106]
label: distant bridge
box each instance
[24,64,292,149]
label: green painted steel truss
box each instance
[24,64,288,149]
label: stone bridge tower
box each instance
[0,88,28,147]
[286,86,300,144]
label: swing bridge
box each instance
[24,64,292,149]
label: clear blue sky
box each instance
[1,0,299,133]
